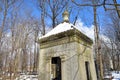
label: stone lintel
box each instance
[45,55,66,63]
[60,55,66,62]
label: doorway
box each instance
[51,57,61,80]
[85,61,91,80]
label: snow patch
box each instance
[39,19,112,45]
[112,71,120,79]
[40,20,94,40]
[40,22,75,38]
[15,75,38,80]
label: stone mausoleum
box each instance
[38,10,97,80]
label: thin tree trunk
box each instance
[93,4,103,79]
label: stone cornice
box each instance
[39,28,93,48]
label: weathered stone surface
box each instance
[38,26,97,80]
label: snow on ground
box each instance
[112,71,120,80]
[15,75,38,80]
[15,71,120,80]
[104,71,120,80]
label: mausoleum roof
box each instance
[39,21,93,45]
[40,22,75,38]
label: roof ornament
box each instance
[62,9,69,23]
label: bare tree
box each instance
[37,0,68,29]
[72,0,105,79]
[103,10,120,70]
[0,0,23,79]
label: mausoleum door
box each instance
[85,61,91,80]
[51,57,61,80]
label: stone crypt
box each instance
[38,10,97,80]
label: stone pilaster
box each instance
[60,55,67,80]
[38,50,46,80]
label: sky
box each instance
[17,0,120,39]
[22,0,108,26]
[22,0,95,26]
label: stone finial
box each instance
[62,10,69,22]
